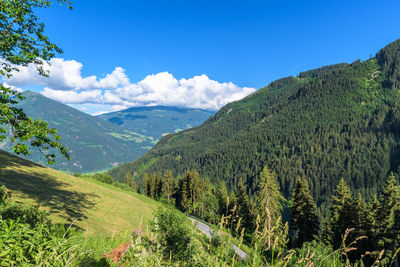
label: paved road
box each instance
[188,216,248,260]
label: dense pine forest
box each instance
[124,166,400,266]
[110,39,400,220]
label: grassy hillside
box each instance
[97,106,214,139]
[3,91,156,173]
[109,39,400,217]
[0,149,158,236]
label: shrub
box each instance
[91,173,114,184]
[112,182,133,192]
[210,230,222,248]
[0,201,50,227]
[152,206,194,261]
[0,219,81,266]
[0,185,11,205]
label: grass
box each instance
[0,149,159,237]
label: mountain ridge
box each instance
[108,39,400,218]
[97,105,214,139]
[3,91,156,173]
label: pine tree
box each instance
[149,174,157,199]
[291,177,320,247]
[256,166,284,251]
[347,192,369,262]
[189,170,204,214]
[180,175,189,211]
[365,194,381,265]
[142,173,150,196]
[162,170,175,203]
[326,178,353,249]
[179,170,204,212]
[256,166,282,224]
[235,178,255,233]
[155,172,163,199]
[216,182,229,216]
[125,172,138,192]
[377,173,400,266]
[198,179,219,224]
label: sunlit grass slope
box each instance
[0,149,159,236]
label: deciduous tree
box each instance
[0,0,72,164]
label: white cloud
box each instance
[7,58,98,90]
[42,88,103,104]
[91,110,109,116]
[5,58,256,111]
[2,82,23,92]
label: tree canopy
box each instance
[0,0,71,164]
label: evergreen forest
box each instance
[111,39,400,220]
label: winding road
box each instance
[188,216,248,260]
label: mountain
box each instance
[0,149,158,235]
[97,106,214,139]
[109,39,400,217]
[2,91,156,173]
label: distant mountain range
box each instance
[97,106,214,139]
[109,38,400,218]
[1,91,213,173]
[1,91,156,173]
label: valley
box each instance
[1,1,400,264]
[2,91,212,173]
[98,105,214,139]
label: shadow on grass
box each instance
[0,149,48,169]
[0,150,99,222]
[78,257,110,267]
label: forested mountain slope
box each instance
[2,91,156,173]
[109,39,400,216]
[97,106,214,139]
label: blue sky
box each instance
[6,0,400,114]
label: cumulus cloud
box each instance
[5,58,256,111]
[42,88,103,104]
[2,82,23,92]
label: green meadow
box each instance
[0,150,159,237]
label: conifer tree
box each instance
[368,194,380,240]
[257,166,282,224]
[162,170,175,203]
[198,179,219,223]
[326,178,353,249]
[149,174,157,199]
[216,182,229,216]
[235,178,255,233]
[155,172,163,198]
[256,166,284,251]
[348,192,369,262]
[125,172,138,192]
[291,177,320,247]
[377,173,400,266]
[364,194,381,265]
[179,170,204,212]
[142,173,150,196]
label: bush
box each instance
[210,230,222,248]
[0,187,81,266]
[0,185,11,205]
[91,173,114,184]
[0,201,50,227]
[152,206,194,261]
[0,219,81,266]
[112,182,134,192]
